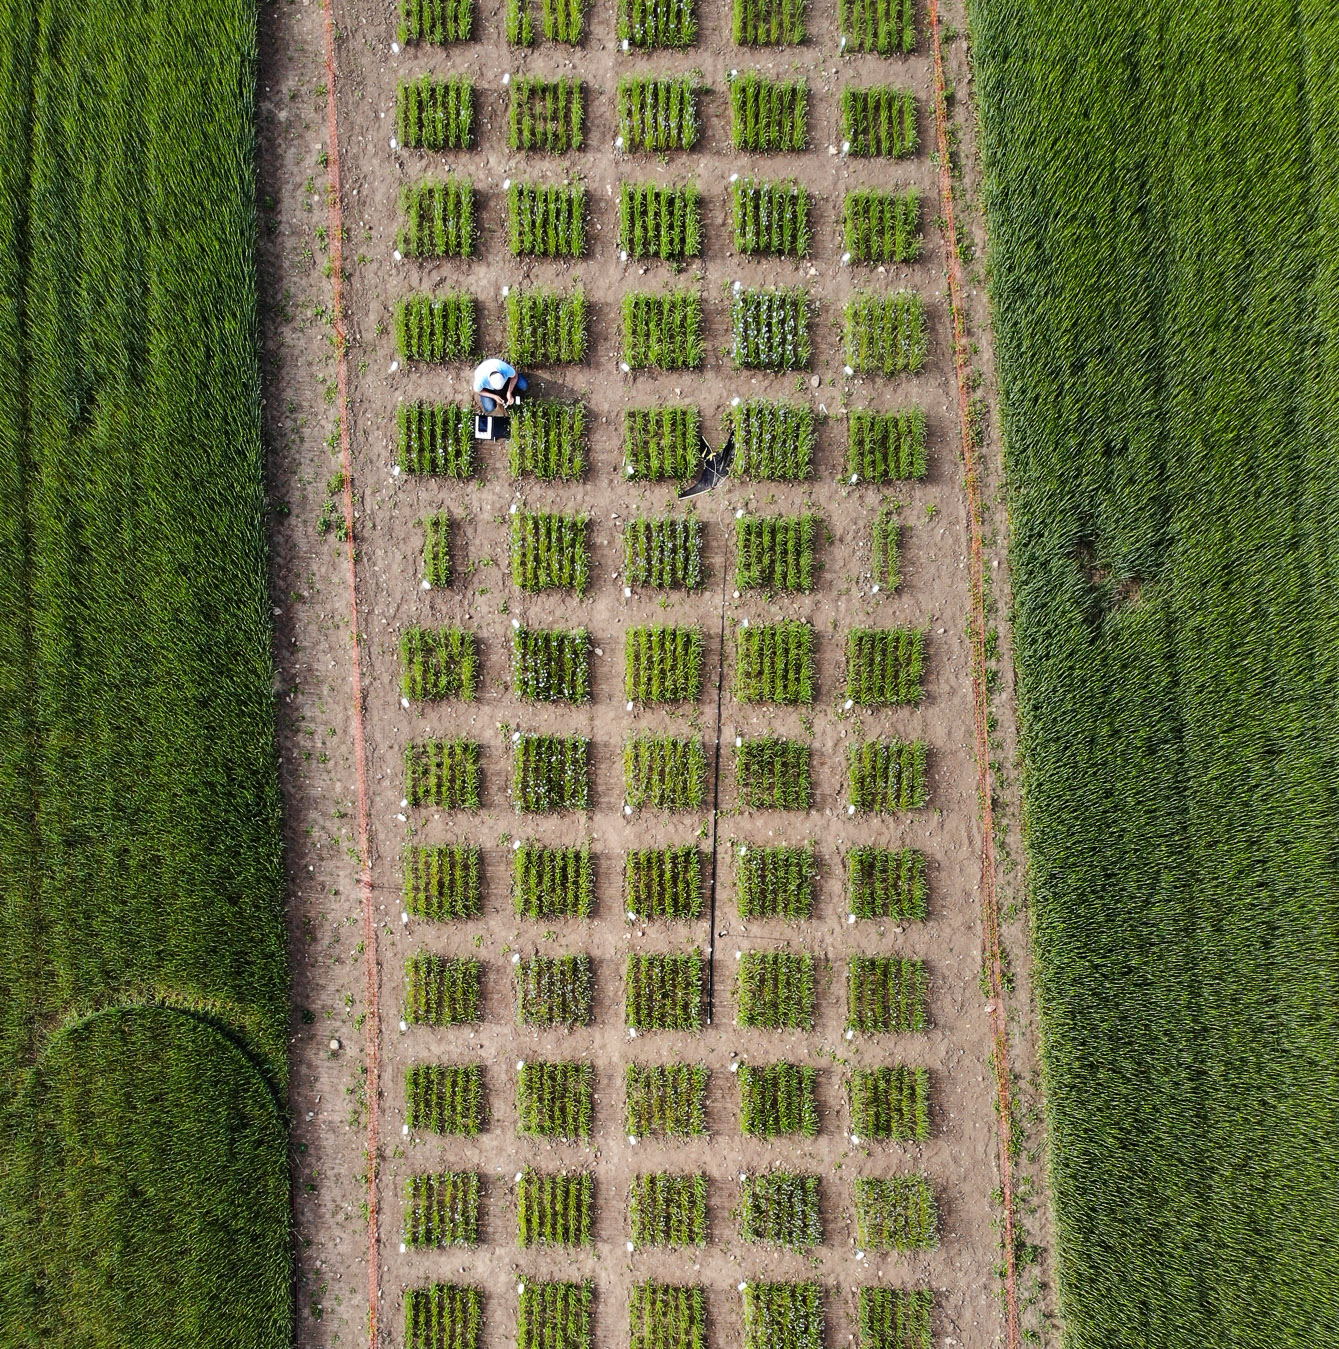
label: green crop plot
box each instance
[617,0,698,46]
[622,290,705,369]
[624,406,703,481]
[843,292,926,375]
[841,86,916,157]
[511,510,591,594]
[871,508,901,590]
[730,73,808,151]
[625,626,705,704]
[395,292,478,362]
[736,951,815,1029]
[740,1172,822,1249]
[514,843,595,918]
[516,1061,594,1139]
[731,399,816,480]
[742,1283,824,1349]
[629,1173,708,1246]
[735,620,815,704]
[853,1176,937,1251]
[398,402,478,477]
[404,844,483,920]
[507,288,588,365]
[848,740,928,812]
[399,0,475,42]
[735,844,816,918]
[399,178,476,257]
[618,76,701,151]
[624,735,707,810]
[404,1171,481,1248]
[509,400,587,480]
[399,627,479,701]
[406,1063,487,1136]
[406,739,482,809]
[846,408,926,482]
[735,736,811,810]
[730,287,812,370]
[405,955,483,1027]
[507,77,585,150]
[736,513,817,592]
[397,74,476,148]
[517,1168,594,1246]
[630,1283,707,1349]
[838,0,914,52]
[517,953,594,1027]
[518,1282,593,1349]
[624,515,705,589]
[846,957,927,1033]
[843,188,920,263]
[739,1062,818,1137]
[847,1065,929,1142]
[509,182,586,257]
[620,183,703,260]
[513,734,590,812]
[506,0,586,42]
[625,951,705,1030]
[513,627,591,703]
[405,1285,483,1349]
[625,1063,709,1137]
[733,178,811,257]
[844,628,924,705]
[858,1288,933,1349]
[423,514,453,587]
[733,0,806,43]
[846,847,927,920]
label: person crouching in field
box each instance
[473,357,527,413]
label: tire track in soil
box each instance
[926,4,1021,1346]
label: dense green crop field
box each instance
[971,0,1339,1344]
[0,0,290,1343]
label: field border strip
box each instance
[927,4,1022,1346]
[320,3,382,1346]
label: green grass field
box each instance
[971,0,1339,1343]
[0,0,291,1344]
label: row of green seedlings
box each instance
[404,1170,480,1247]
[733,178,811,257]
[736,735,811,810]
[853,1175,938,1250]
[847,409,927,482]
[841,86,916,157]
[517,1061,594,1138]
[625,625,704,703]
[517,1282,592,1349]
[847,846,928,919]
[403,1284,483,1349]
[513,627,590,702]
[396,75,475,150]
[731,287,812,370]
[837,0,916,53]
[848,739,929,811]
[406,1063,486,1136]
[844,187,921,264]
[514,842,595,918]
[625,734,707,810]
[736,951,815,1029]
[847,956,928,1033]
[399,178,475,258]
[507,77,584,151]
[742,1283,824,1349]
[628,1172,708,1247]
[398,402,478,477]
[395,293,477,362]
[405,739,481,808]
[399,626,478,701]
[617,0,698,47]
[620,183,702,261]
[844,291,927,375]
[398,0,474,43]
[404,843,482,920]
[513,733,590,811]
[739,1061,818,1138]
[731,73,808,151]
[626,1062,708,1138]
[622,290,704,370]
[617,76,700,152]
[423,514,452,587]
[733,0,806,44]
[845,627,924,705]
[624,513,704,588]
[517,1167,593,1247]
[626,951,705,1029]
[871,506,901,590]
[736,512,816,592]
[518,953,593,1027]
[735,619,815,704]
[405,954,482,1026]
[506,0,584,44]
[740,1172,822,1249]
[848,1064,930,1142]
[736,843,816,917]
[509,182,585,257]
[630,1283,707,1349]
[509,400,587,480]
[511,510,590,594]
[731,399,815,479]
[624,406,702,481]
[626,845,702,921]
[507,288,587,364]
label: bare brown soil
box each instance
[257,0,1043,1346]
